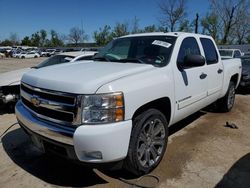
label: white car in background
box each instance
[219,49,242,59]
[19,52,40,59]
[0,51,97,105]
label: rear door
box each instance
[200,38,223,99]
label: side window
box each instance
[200,38,218,64]
[177,37,201,67]
[234,50,241,58]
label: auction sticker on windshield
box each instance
[152,40,172,48]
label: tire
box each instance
[217,81,236,112]
[21,56,25,59]
[34,55,38,58]
[124,109,168,176]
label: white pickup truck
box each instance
[15,32,241,175]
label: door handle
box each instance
[217,69,223,74]
[200,73,207,79]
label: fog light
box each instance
[85,151,103,159]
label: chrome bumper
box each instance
[15,101,75,145]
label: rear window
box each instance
[200,38,218,64]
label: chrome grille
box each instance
[20,82,81,126]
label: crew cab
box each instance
[15,32,241,175]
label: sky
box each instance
[0,0,210,42]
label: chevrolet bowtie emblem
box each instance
[31,96,41,107]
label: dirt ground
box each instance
[0,58,250,188]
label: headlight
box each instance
[81,92,124,124]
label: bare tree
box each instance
[233,13,250,44]
[210,0,250,44]
[131,16,140,34]
[201,12,220,41]
[158,0,187,32]
[68,27,88,46]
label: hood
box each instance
[22,61,155,94]
[0,68,31,87]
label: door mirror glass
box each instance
[181,54,205,69]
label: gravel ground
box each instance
[0,58,250,188]
[0,57,46,73]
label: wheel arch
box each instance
[132,97,171,125]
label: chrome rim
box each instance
[137,118,166,168]
[227,86,235,109]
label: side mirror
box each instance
[181,54,205,69]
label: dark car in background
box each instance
[239,56,250,90]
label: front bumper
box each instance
[15,101,132,163]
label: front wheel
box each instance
[124,109,168,176]
[217,81,236,112]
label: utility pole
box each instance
[195,13,199,33]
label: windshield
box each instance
[219,50,233,57]
[35,55,74,68]
[93,36,176,66]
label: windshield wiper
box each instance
[116,58,145,64]
[93,57,111,62]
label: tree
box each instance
[201,12,220,41]
[232,5,250,44]
[93,25,112,46]
[112,22,129,37]
[68,26,88,46]
[40,29,47,47]
[210,0,250,44]
[178,19,193,32]
[30,32,41,46]
[21,36,31,46]
[131,16,141,34]
[143,25,157,33]
[0,39,12,46]
[9,32,19,45]
[159,0,187,32]
[50,30,64,47]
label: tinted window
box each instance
[200,38,218,64]
[35,55,74,68]
[177,37,201,67]
[234,50,241,58]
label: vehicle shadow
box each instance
[0,104,15,115]
[2,111,206,187]
[215,153,250,188]
[169,111,206,136]
[236,88,250,95]
[2,128,108,187]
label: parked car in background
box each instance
[19,52,40,59]
[0,51,97,106]
[219,49,242,59]
[0,52,5,58]
[46,49,56,57]
[238,56,250,89]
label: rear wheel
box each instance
[217,81,236,112]
[124,109,168,176]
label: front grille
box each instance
[20,82,81,126]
